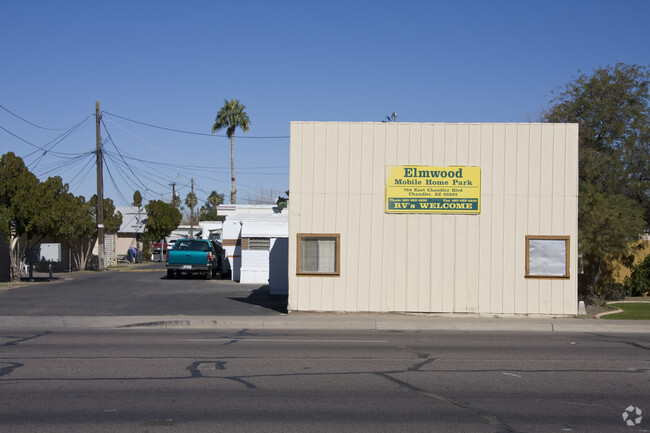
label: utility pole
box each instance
[190,178,195,239]
[95,101,105,271]
[170,182,177,207]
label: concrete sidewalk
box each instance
[2,266,649,333]
[0,313,648,333]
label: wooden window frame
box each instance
[296,233,340,276]
[525,235,570,279]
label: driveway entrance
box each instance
[0,262,287,316]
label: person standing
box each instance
[136,240,143,263]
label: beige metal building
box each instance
[288,122,579,316]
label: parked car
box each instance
[165,238,223,279]
[151,241,175,262]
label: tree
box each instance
[171,191,181,209]
[199,190,224,221]
[185,191,197,225]
[0,152,40,239]
[211,98,250,204]
[544,63,650,297]
[133,190,142,208]
[577,183,645,296]
[50,191,122,271]
[144,200,181,245]
[0,153,124,275]
[184,191,197,212]
[0,153,46,278]
[56,194,94,270]
[87,195,122,234]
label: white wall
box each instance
[222,220,242,281]
[288,122,579,316]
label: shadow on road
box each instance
[19,276,61,283]
[230,285,288,314]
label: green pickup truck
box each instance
[165,239,224,280]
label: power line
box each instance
[99,122,174,199]
[100,120,189,197]
[104,150,173,189]
[102,119,288,174]
[0,118,93,159]
[25,118,93,169]
[103,158,135,207]
[33,151,94,178]
[103,148,167,196]
[1,105,288,206]
[103,151,168,204]
[101,118,154,194]
[66,155,97,193]
[0,124,42,149]
[101,150,288,174]
[0,103,93,131]
[102,110,289,139]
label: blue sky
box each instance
[1,0,648,207]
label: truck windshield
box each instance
[175,240,211,252]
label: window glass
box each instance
[317,239,336,272]
[301,238,319,271]
[526,236,570,278]
[176,241,211,251]
[298,234,340,275]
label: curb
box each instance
[0,315,649,333]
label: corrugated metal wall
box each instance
[288,122,579,316]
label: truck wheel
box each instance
[167,269,174,279]
[205,268,212,280]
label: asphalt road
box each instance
[0,328,648,432]
[0,262,287,316]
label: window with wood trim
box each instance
[525,235,570,279]
[297,234,340,276]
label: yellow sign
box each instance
[386,166,481,213]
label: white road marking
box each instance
[183,338,388,343]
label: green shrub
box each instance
[581,282,627,306]
[599,283,627,302]
[624,254,650,297]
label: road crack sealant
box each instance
[186,359,256,389]
[0,331,52,346]
[0,362,24,378]
[375,371,521,433]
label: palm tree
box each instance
[211,99,250,204]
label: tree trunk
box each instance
[10,235,41,281]
[10,236,20,281]
[230,134,236,204]
[588,256,604,296]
